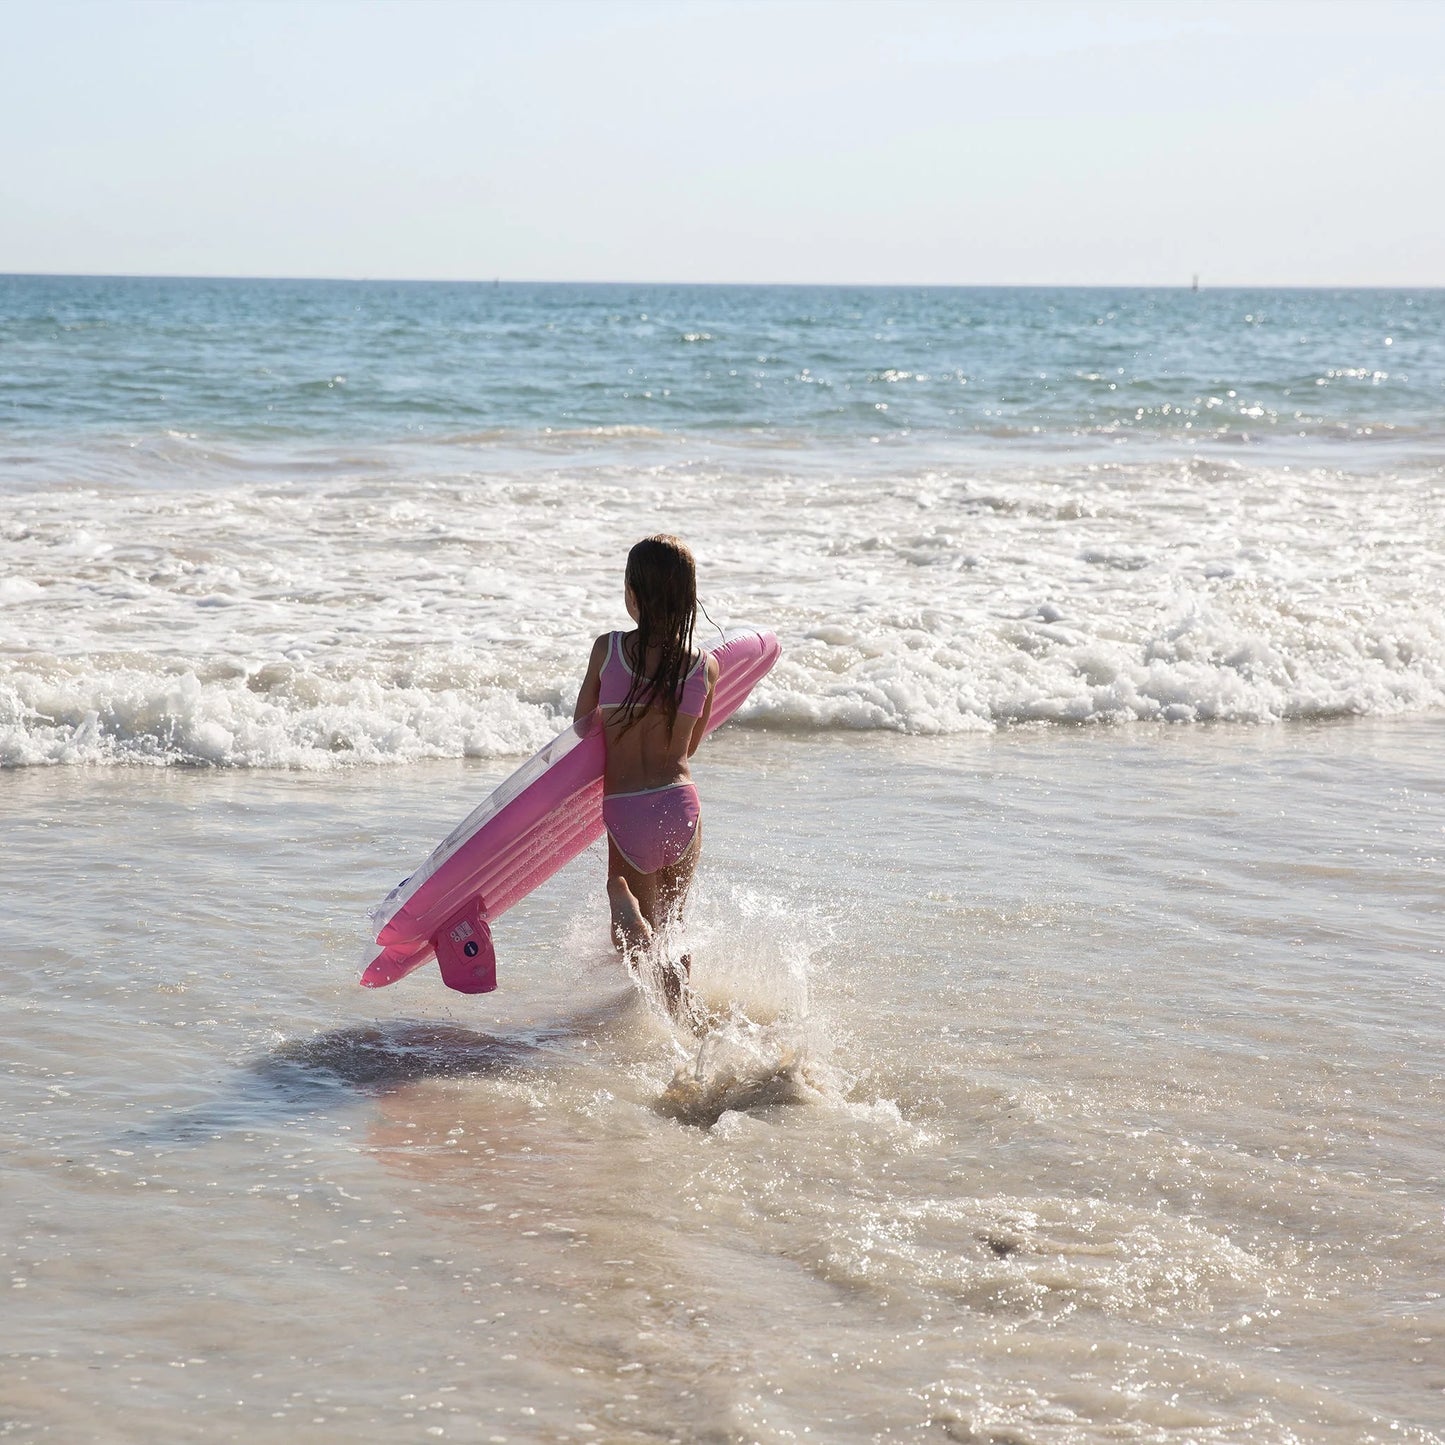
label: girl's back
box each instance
[596,630,714,794]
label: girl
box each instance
[574,535,719,1016]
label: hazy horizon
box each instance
[5,272,1443,291]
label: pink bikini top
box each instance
[598,632,710,717]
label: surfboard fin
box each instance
[432,900,497,994]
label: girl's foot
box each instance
[660,954,699,1024]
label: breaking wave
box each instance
[4,446,1443,767]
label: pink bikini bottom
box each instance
[603,782,700,875]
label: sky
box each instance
[1,0,1442,286]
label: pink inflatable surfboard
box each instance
[362,629,780,995]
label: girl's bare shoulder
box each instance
[584,632,612,672]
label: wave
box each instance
[4,592,1442,769]
[0,664,560,769]
[10,409,1445,501]
[4,443,1442,766]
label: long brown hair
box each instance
[615,534,697,734]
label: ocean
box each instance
[2,276,1442,1443]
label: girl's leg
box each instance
[650,818,701,929]
[606,821,701,1020]
[649,821,702,1016]
[606,834,656,954]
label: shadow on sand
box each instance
[128,993,640,1144]
[260,1019,550,1095]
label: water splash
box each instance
[657,1012,827,1126]
[648,883,840,1126]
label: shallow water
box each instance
[3,720,1441,1443]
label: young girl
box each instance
[573,535,719,1015]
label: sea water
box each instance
[1,278,1442,1442]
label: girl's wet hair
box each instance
[617,534,697,733]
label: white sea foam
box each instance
[0,665,556,768]
[3,447,1442,766]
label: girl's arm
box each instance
[686,654,720,756]
[573,634,608,722]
